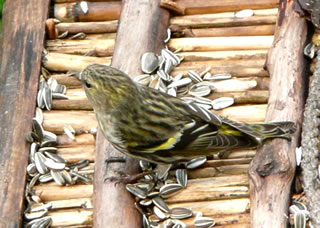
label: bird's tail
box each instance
[248,121,296,142]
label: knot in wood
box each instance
[256,155,275,177]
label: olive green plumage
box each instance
[77,64,295,164]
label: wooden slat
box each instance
[0,0,50,226]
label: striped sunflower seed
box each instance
[160,183,183,198]
[194,216,215,228]
[50,170,66,185]
[52,93,68,99]
[186,157,207,169]
[70,170,91,184]
[70,32,86,40]
[39,173,53,183]
[167,87,177,97]
[34,152,49,174]
[43,85,52,111]
[164,28,171,43]
[27,163,38,177]
[176,169,188,188]
[32,118,44,141]
[294,211,307,228]
[24,209,48,220]
[126,184,148,199]
[164,58,174,74]
[211,97,234,110]
[30,203,53,213]
[149,75,161,89]
[139,198,153,206]
[147,191,160,198]
[304,43,315,59]
[134,74,151,86]
[58,30,68,38]
[35,107,44,125]
[173,73,183,81]
[188,71,202,83]
[161,48,180,66]
[189,84,211,97]
[139,160,151,171]
[148,214,161,223]
[157,69,171,82]
[203,73,232,81]
[37,87,45,109]
[30,143,39,163]
[26,216,52,228]
[44,158,66,171]
[292,201,307,211]
[195,103,212,110]
[170,207,193,219]
[168,77,192,88]
[39,147,58,153]
[141,52,159,74]
[61,170,74,184]
[142,214,150,228]
[153,206,168,220]
[64,125,76,140]
[152,196,170,213]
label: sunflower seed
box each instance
[160,183,183,198]
[32,118,44,141]
[44,158,66,171]
[195,103,212,110]
[159,78,167,93]
[141,52,159,74]
[188,71,202,83]
[139,198,153,206]
[296,147,302,166]
[177,86,189,96]
[39,147,58,153]
[24,209,48,220]
[39,173,53,183]
[34,152,49,174]
[161,48,180,66]
[50,170,65,185]
[164,58,174,74]
[64,125,76,140]
[35,107,44,125]
[43,130,58,142]
[61,170,74,184]
[135,182,154,193]
[58,30,69,39]
[69,170,91,184]
[70,32,86,40]
[43,85,52,111]
[148,191,160,198]
[234,9,254,18]
[189,84,211,97]
[194,216,215,228]
[304,43,315,59]
[139,160,151,171]
[68,159,89,169]
[176,169,188,188]
[195,81,216,89]
[158,56,166,70]
[152,196,170,213]
[204,73,232,81]
[25,217,52,228]
[294,211,307,228]
[172,219,187,228]
[126,184,148,199]
[168,77,192,88]
[186,157,207,169]
[142,214,150,228]
[155,164,171,180]
[41,67,51,79]
[173,74,183,81]
[170,207,193,219]
[30,143,39,162]
[153,206,168,220]
[164,28,171,43]
[199,67,212,77]
[167,87,177,97]
[30,203,53,213]
[52,93,68,99]
[211,97,234,110]
[157,69,171,82]
[193,96,212,105]
[27,163,38,177]
[149,75,161,89]
[134,74,152,86]
[292,201,308,211]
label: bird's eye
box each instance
[85,81,92,88]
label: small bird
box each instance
[76,64,295,164]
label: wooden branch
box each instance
[93,1,170,227]
[207,90,269,104]
[57,145,95,163]
[46,39,115,56]
[168,36,274,51]
[56,20,118,34]
[54,2,121,22]
[215,104,266,122]
[248,1,308,227]
[181,25,275,37]
[48,209,93,227]
[42,52,111,72]
[0,1,50,227]
[161,0,279,15]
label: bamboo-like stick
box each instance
[43,110,97,134]
[181,25,275,37]
[57,133,95,147]
[56,21,118,34]
[167,198,250,216]
[48,209,93,227]
[227,149,256,159]
[178,50,267,61]
[215,164,250,175]
[51,73,81,86]
[57,145,95,163]
[33,184,93,201]
[170,15,276,29]
[32,198,93,210]
[42,52,111,72]
[179,58,266,68]
[162,0,278,15]
[52,88,91,110]
[207,90,269,104]
[55,2,121,22]
[168,36,274,52]
[206,157,252,167]
[85,33,117,40]
[215,104,266,122]
[46,39,115,56]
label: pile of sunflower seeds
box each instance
[126,157,215,228]
[136,47,234,111]
[288,200,310,228]
[37,67,68,111]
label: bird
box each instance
[75,64,295,164]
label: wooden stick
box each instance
[48,209,93,227]
[32,198,93,210]
[179,58,266,68]
[162,0,279,15]
[168,36,274,51]
[43,110,97,134]
[93,1,170,228]
[42,52,111,72]
[181,25,275,37]
[46,39,115,57]
[51,73,81,86]
[206,157,252,167]
[33,184,93,202]
[55,2,121,22]
[248,1,308,227]
[0,1,50,227]
[52,88,91,110]
[215,104,266,122]
[57,145,95,163]
[168,198,250,216]
[207,90,269,104]
[57,133,95,147]
[56,20,118,34]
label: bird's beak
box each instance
[68,71,81,80]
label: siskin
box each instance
[75,64,295,164]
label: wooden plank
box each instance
[248,1,308,227]
[93,0,170,227]
[0,0,50,226]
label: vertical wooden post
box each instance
[93,1,170,227]
[0,0,50,227]
[248,1,308,227]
